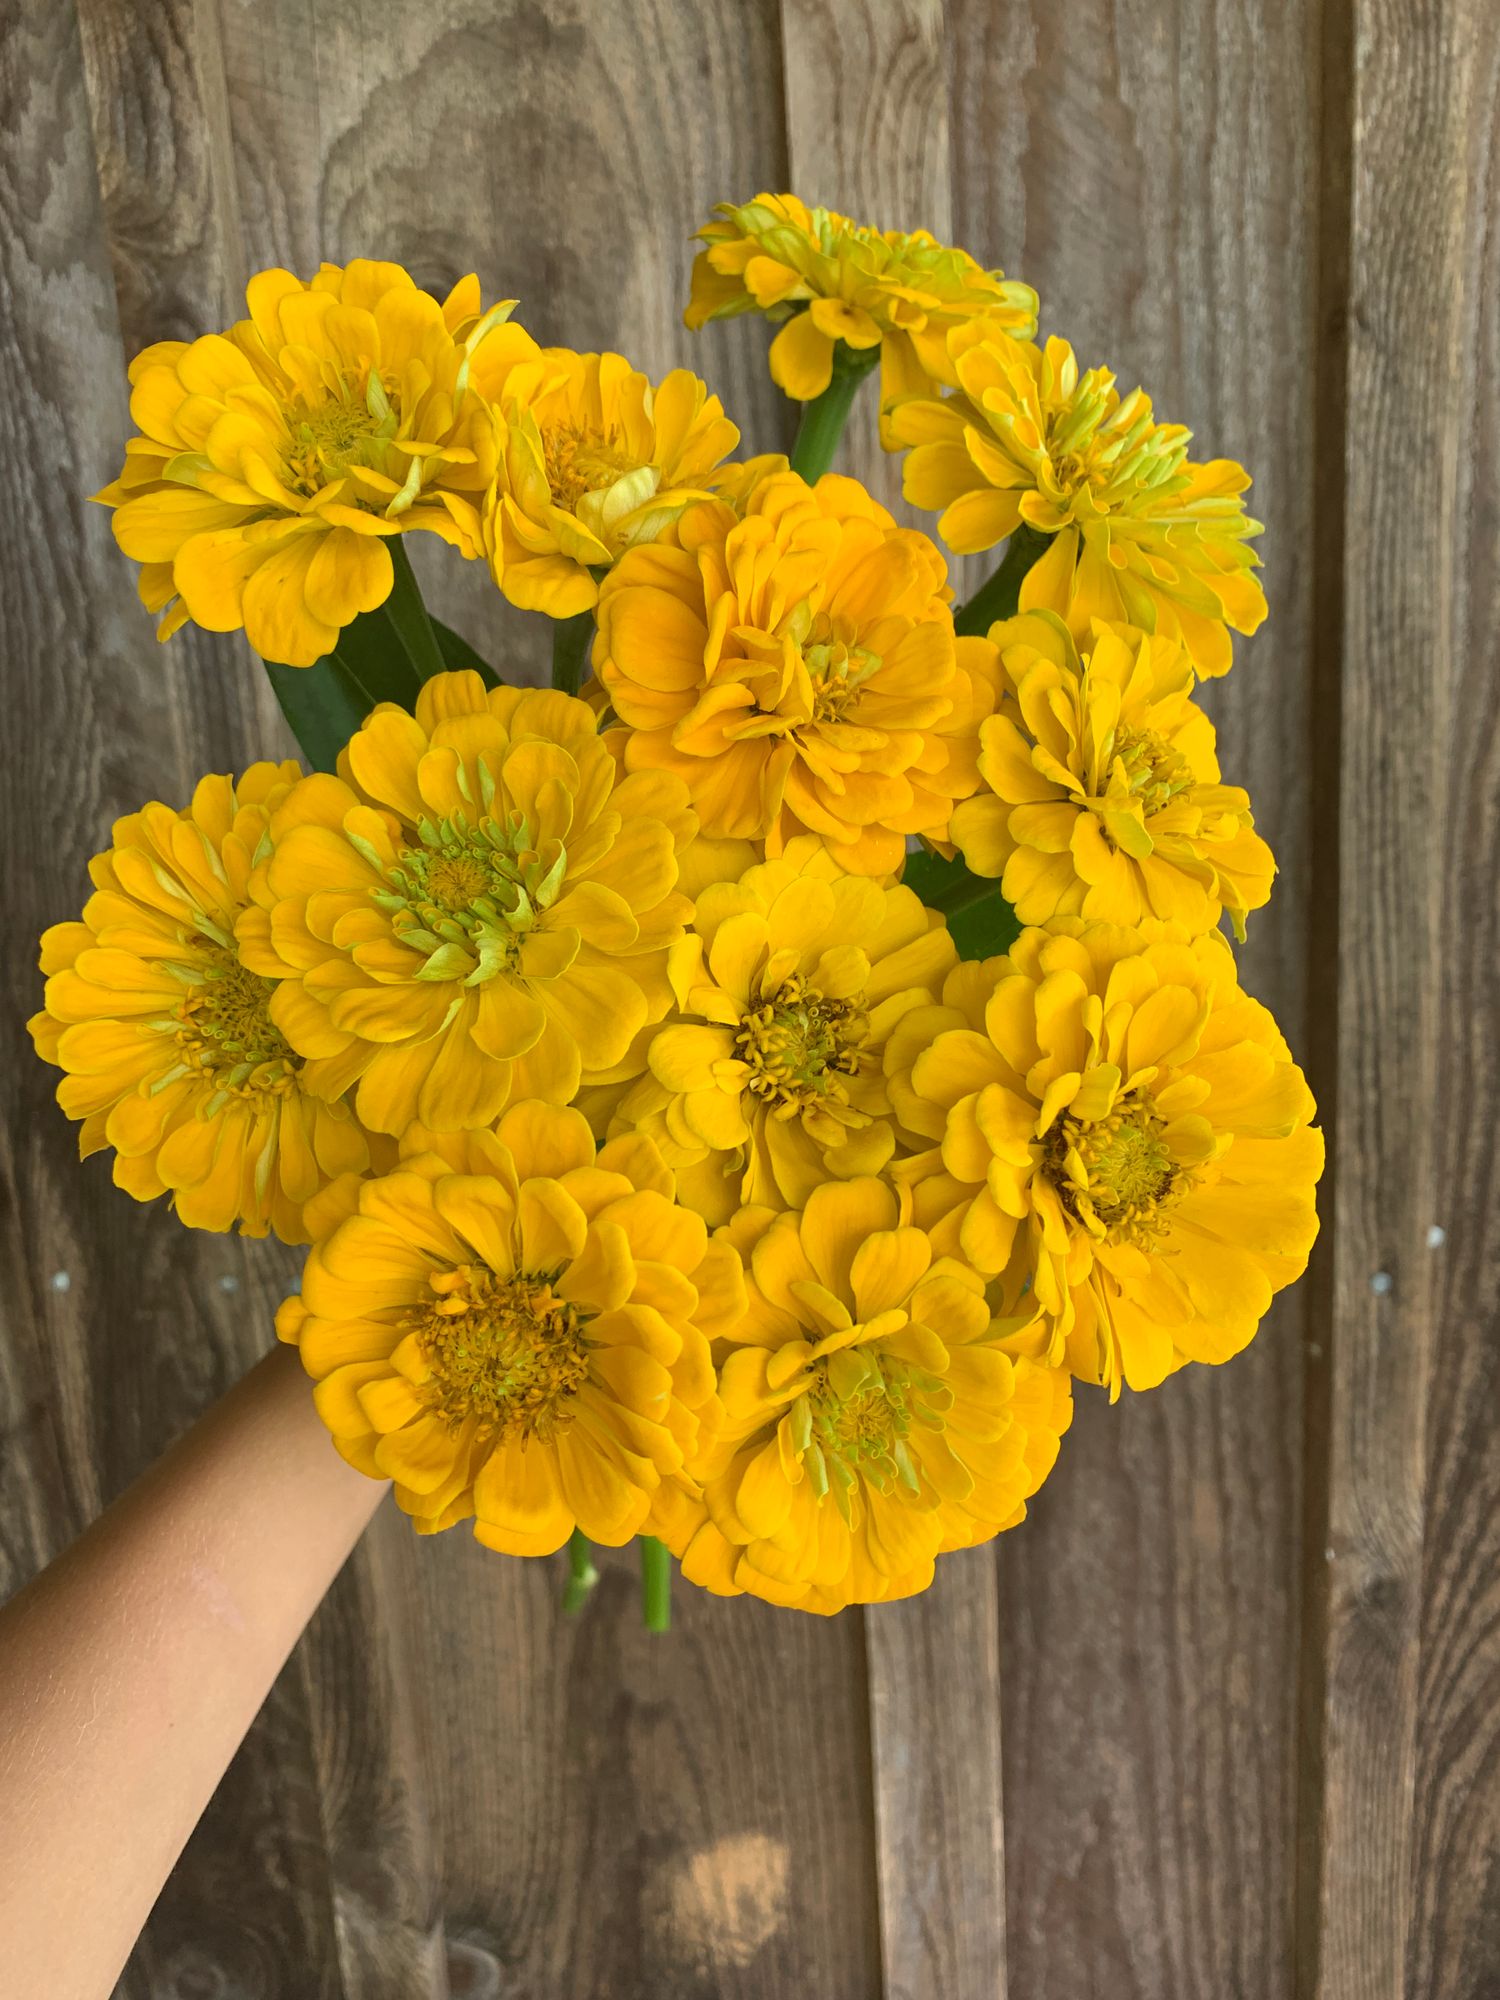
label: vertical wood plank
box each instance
[1316,1,1500,1993]
[948,0,1328,1992]
[778,6,1009,1995]
[0,4,343,1996]
[189,4,882,1995]
[73,6,450,1992]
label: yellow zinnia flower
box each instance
[654,1179,1072,1613]
[592,467,998,875]
[889,329,1267,676]
[29,762,370,1241]
[98,259,537,666]
[886,923,1323,1397]
[236,671,696,1135]
[684,193,1037,408]
[606,838,957,1222]
[951,612,1275,937]
[483,348,739,617]
[277,1104,744,1549]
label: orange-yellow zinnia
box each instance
[279,1105,743,1549]
[886,923,1322,1396]
[951,612,1275,937]
[98,259,537,666]
[592,467,997,875]
[888,328,1267,676]
[654,1178,1072,1612]
[29,762,370,1241]
[237,672,696,1135]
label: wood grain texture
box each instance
[948,0,1329,1992]
[1315,1,1500,1995]
[778,6,1009,1994]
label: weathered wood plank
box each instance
[0,5,344,1996]
[1316,1,1500,1994]
[947,0,1328,1991]
[72,5,449,1991]
[778,6,1012,1995]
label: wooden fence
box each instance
[1,1,1496,1994]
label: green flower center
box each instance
[1044,1093,1187,1246]
[413,1264,590,1440]
[735,974,868,1110]
[371,811,570,985]
[786,1341,950,1523]
[283,375,401,494]
[174,945,298,1094]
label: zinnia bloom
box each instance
[29,763,370,1241]
[888,329,1267,676]
[592,467,998,875]
[951,612,1275,937]
[237,671,697,1135]
[655,1179,1072,1612]
[277,1104,744,1549]
[608,838,957,1221]
[483,348,739,617]
[886,923,1323,1396]
[684,193,1037,408]
[97,259,537,665]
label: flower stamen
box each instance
[412,1264,590,1440]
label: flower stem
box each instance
[787,349,879,482]
[640,1535,672,1633]
[952,523,1052,636]
[562,1528,598,1615]
[550,609,594,696]
[379,537,447,685]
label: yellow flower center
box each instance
[283,382,399,496]
[803,636,883,724]
[1045,1093,1188,1246]
[375,814,570,983]
[174,946,298,1093]
[1104,724,1195,817]
[735,974,868,1111]
[541,421,640,512]
[1043,383,1188,517]
[412,1263,590,1440]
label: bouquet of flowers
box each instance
[30,198,1322,1626]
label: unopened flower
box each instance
[592,467,997,875]
[655,1179,1072,1612]
[483,349,738,617]
[237,672,696,1135]
[98,259,536,665]
[279,1106,743,1548]
[29,763,370,1240]
[952,612,1275,936]
[886,923,1322,1395]
[889,330,1266,676]
[685,193,1037,408]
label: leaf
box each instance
[264,657,369,776]
[901,848,1023,962]
[431,616,499,687]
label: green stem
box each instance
[787,351,878,481]
[952,523,1053,637]
[562,1528,599,1615]
[379,537,447,686]
[550,608,594,696]
[640,1536,672,1633]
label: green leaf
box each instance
[901,848,1023,961]
[264,656,370,775]
[431,616,499,687]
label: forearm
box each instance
[0,1343,386,2000]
